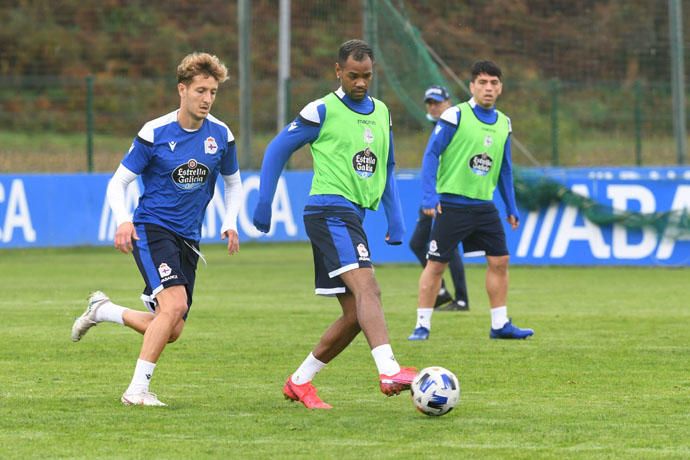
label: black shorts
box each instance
[303,206,373,296]
[427,203,508,262]
[132,223,199,319]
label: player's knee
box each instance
[488,255,510,273]
[167,330,182,343]
[426,260,446,276]
[419,278,436,293]
[365,283,381,301]
[354,284,381,306]
[168,321,185,343]
[343,309,359,328]
[160,302,188,322]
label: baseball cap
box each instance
[424,85,450,102]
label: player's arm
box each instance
[497,132,520,230]
[381,127,405,245]
[421,106,459,216]
[253,101,322,233]
[107,164,138,254]
[107,136,151,254]
[220,138,242,255]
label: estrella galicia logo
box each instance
[171,159,210,190]
[469,153,493,176]
[352,147,378,178]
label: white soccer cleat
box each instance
[121,391,167,407]
[70,290,109,342]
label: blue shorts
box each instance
[132,223,199,319]
[427,203,508,262]
[303,206,373,296]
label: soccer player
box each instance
[253,39,416,409]
[408,85,470,318]
[408,61,534,341]
[71,52,242,406]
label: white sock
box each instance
[371,344,401,377]
[291,352,326,385]
[491,306,509,329]
[415,308,434,330]
[126,359,156,394]
[94,300,127,325]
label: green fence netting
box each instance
[515,169,690,239]
[373,0,455,125]
[374,0,690,240]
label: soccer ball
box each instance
[410,366,460,416]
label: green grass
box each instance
[1,243,689,459]
[0,131,130,173]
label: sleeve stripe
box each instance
[298,114,320,127]
[438,119,456,129]
[439,106,460,126]
[135,135,153,147]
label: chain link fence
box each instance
[0,0,687,172]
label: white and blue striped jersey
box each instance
[121,110,239,241]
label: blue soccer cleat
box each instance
[408,326,430,341]
[490,320,534,339]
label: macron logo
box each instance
[168,141,177,152]
[287,121,298,132]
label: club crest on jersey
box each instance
[171,158,210,190]
[352,147,378,178]
[363,127,374,144]
[204,136,218,154]
[469,153,493,176]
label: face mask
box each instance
[426,113,438,123]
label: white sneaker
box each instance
[121,391,167,407]
[70,290,109,342]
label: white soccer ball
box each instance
[410,366,460,416]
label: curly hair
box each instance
[176,52,228,85]
[337,39,374,66]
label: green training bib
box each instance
[309,92,390,209]
[437,102,510,200]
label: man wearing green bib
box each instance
[408,61,534,341]
[253,40,416,409]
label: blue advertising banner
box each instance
[1,167,689,266]
[502,168,690,266]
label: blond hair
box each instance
[176,52,228,85]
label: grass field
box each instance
[1,243,689,459]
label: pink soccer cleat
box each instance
[283,376,333,410]
[379,366,417,396]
